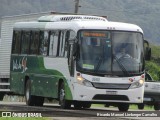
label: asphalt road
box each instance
[0,102,159,120]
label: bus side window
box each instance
[21,31,30,54]
[12,31,21,54]
[30,31,39,55]
[65,31,70,58]
[39,31,48,56]
[64,31,69,57]
[49,31,59,56]
[59,31,67,57]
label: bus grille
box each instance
[93,94,129,101]
[92,83,131,90]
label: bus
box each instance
[10,14,151,111]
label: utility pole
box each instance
[74,0,80,14]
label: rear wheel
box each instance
[34,96,44,106]
[25,80,35,106]
[59,82,71,109]
[118,103,129,111]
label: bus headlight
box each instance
[130,79,144,89]
[77,76,93,87]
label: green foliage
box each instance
[145,44,160,81]
[130,105,153,110]
[150,44,160,59]
[146,61,160,80]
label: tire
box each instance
[154,103,160,110]
[118,103,129,111]
[82,103,91,109]
[74,102,83,109]
[25,80,35,106]
[138,103,144,110]
[59,82,71,109]
[34,96,44,106]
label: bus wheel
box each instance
[74,102,83,109]
[118,103,129,111]
[59,82,71,109]
[35,96,44,106]
[25,80,35,106]
[154,102,160,110]
[138,103,144,110]
[82,103,91,109]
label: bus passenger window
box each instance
[64,31,73,58]
[21,31,30,54]
[30,31,39,54]
[49,31,59,56]
[12,31,21,54]
[64,32,69,57]
[59,31,66,57]
[39,31,48,55]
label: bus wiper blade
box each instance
[94,56,103,72]
[113,55,130,76]
[94,46,105,72]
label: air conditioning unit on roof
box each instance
[38,15,107,22]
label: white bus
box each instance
[10,14,151,111]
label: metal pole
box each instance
[74,0,80,14]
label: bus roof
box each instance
[13,15,143,33]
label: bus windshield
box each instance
[77,30,144,76]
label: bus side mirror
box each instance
[144,40,151,61]
[73,43,80,59]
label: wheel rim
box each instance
[60,88,65,104]
[26,83,30,102]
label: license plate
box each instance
[106,91,117,95]
[144,97,152,101]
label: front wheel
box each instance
[59,82,71,109]
[74,102,91,109]
[74,102,83,109]
[118,103,129,111]
[82,103,91,109]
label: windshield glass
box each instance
[76,30,144,76]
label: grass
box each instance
[146,61,160,80]
[130,105,153,110]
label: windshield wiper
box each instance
[113,55,130,76]
[94,56,103,72]
[94,46,105,72]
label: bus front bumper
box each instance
[73,83,144,103]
